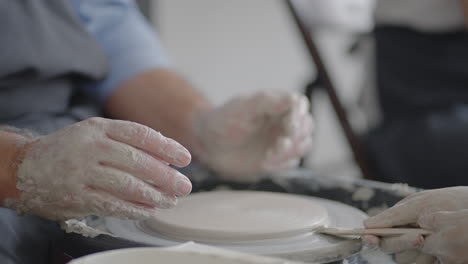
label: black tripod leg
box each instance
[286,0,373,180]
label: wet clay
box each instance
[145,191,329,242]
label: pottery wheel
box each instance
[105,191,368,263]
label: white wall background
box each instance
[151,0,374,178]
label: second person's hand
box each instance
[363,187,468,264]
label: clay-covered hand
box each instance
[363,187,468,264]
[5,118,192,221]
[193,91,313,181]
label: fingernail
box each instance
[362,235,379,248]
[413,235,425,248]
[174,177,192,196]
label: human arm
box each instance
[105,70,313,181]
[74,0,314,180]
[0,130,27,203]
[461,0,468,27]
[71,0,210,152]
[0,119,192,221]
[105,69,212,157]
[363,187,468,264]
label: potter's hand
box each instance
[6,118,192,221]
[363,187,468,264]
[193,91,313,181]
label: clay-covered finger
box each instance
[415,254,437,264]
[265,113,313,165]
[279,94,310,136]
[362,235,380,248]
[85,190,161,220]
[99,141,192,197]
[393,190,426,205]
[287,95,310,131]
[49,190,162,220]
[422,227,454,258]
[394,250,420,264]
[104,119,191,167]
[89,167,177,209]
[380,233,425,253]
[263,138,311,171]
[364,198,425,228]
[264,112,313,163]
[251,92,296,117]
[422,227,467,263]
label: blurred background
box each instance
[133,0,468,189]
[138,0,377,180]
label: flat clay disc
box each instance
[144,191,329,242]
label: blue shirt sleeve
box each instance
[71,0,171,103]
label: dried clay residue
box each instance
[351,187,375,202]
[61,218,113,238]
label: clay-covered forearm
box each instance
[0,128,32,203]
[104,69,213,155]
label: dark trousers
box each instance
[365,26,468,189]
[0,208,63,264]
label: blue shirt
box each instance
[71,0,170,103]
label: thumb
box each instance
[435,256,460,264]
[364,199,422,228]
[380,232,425,253]
[418,210,468,231]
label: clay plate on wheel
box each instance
[144,191,329,243]
[105,191,368,263]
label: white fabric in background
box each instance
[375,0,465,32]
[293,0,376,33]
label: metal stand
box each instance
[285,0,373,180]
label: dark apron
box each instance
[364,26,468,189]
[0,1,108,263]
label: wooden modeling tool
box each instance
[317,227,432,237]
